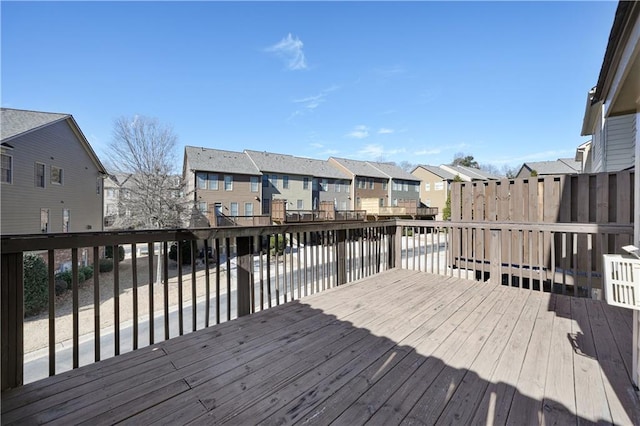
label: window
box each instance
[382,181,387,190]
[198,202,207,213]
[379,198,384,207]
[335,180,340,192]
[35,163,45,188]
[96,177,101,195]
[214,203,222,216]
[230,202,238,217]
[356,197,361,206]
[392,198,398,206]
[250,176,259,192]
[414,183,419,192]
[357,178,364,189]
[434,182,445,191]
[245,203,254,216]
[262,198,270,215]
[297,199,303,209]
[62,209,70,232]
[345,182,351,193]
[303,177,309,190]
[1,154,12,184]
[403,181,409,191]
[208,173,218,190]
[262,175,269,188]
[320,179,328,191]
[393,181,398,191]
[224,175,233,191]
[51,166,63,185]
[271,175,278,188]
[40,208,49,233]
[197,172,207,189]
[283,175,289,189]
[425,182,431,191]
[368,178,374,189]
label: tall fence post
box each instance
[237,236,252,317]
[336,229,347,285]
[395,224,403,269]
[2,252,24,390]
[490,229,502,285]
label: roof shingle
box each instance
[1,108,69,141]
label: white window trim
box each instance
[35,162,46,188]
[224,175,233,191]
[51,166,63,185]
[1,153,13,184]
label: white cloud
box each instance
[346,125,369,139]
[310,142,324,148]
[265,33,307,71]
[378,128,394,135]
[289,85,339,118]
[415,148,442,155]
[294,94,324,110]
[359,144,406,158]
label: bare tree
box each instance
[398,160,416,173]
[107,115,189,230]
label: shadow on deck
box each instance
[2,269,639,424]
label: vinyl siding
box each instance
[1,120,104,234]
[411,168,449,221]
[263,174,313,210]
[605,114,636,171]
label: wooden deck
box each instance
[3,269,640,425]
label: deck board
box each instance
[2,269,638,425]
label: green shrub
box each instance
[55,270,72,288]
[169,242,193,265]
[269,235,287,256]
[105,245,125,262]
[55,278,68,296]
[99,259,114,272]
[80,265,93,281]
[23,254,49,317]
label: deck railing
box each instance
[1,221,397,390]
[2,218,635,390]
[396,220,634,296]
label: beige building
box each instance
[411,165,457,221]
[328,157,390,210]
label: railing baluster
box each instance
[191,240,197,332]
[177,241,184,335]
[289,232,295,299]
[92,246,100,362]
[297,232,302,298]
[48,250,55,376]
[258,237,264,311]
[131,244,138,350]
[573,232,578,297]
[110,246,118,358]
[215,238,221,324]
[204,239,211,327]
[303,232,308,296]
[225,237,231,321]
[148,242,154,344]
[275,234,280,305]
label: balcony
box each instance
[2,219,639,423]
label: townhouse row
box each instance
[182,146,423,226]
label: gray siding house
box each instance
[244,150,314,212]
[183,146,262,226]
[1,108,107,235]
[581,2,639,175]
[369,162,421,205]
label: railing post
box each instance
[2,252,24,390]
[490,229,502,285]
[336,229,347,285]
[395,224,403,269]
[237,236,252,317]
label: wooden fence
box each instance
[448,170,634,290]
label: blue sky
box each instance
[1,1,618,172]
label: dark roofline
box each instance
[592,1,640,105]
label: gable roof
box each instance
[184,146,261,175]
[368,162,419,181]
[1,108,70,142]
[329,157,389,179]
[441,164,502,180]
[412,164,457,180]
[519,158,581,176]
[1,108,107,174]
[244,150,350,179]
